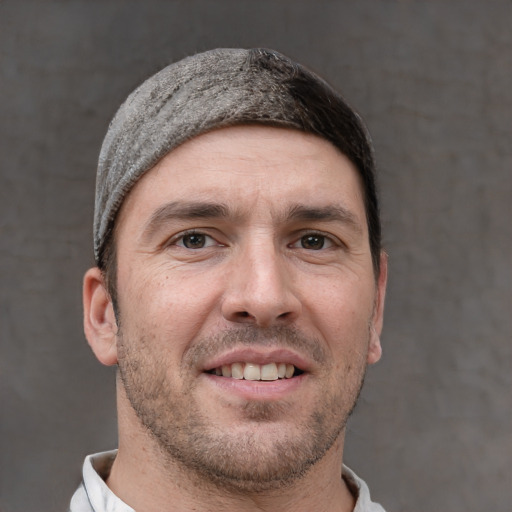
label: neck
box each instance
[108,385,356,512]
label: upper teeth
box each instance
[212,362,296,381]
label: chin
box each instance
[147,402,346,492]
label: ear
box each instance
[367,251,388,365]
[83,267,119,366]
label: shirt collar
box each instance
[77,450,384,512]
[82,450,134,512]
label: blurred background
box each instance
[1,1,511,511]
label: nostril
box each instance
[233,311,254,321]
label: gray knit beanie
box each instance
[94,48,379,269]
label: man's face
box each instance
[111,126,386,489]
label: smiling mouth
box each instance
[206,362,304,381]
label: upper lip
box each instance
[202,347,312,373]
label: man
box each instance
[70,48,388,512]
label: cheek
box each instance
[303,277,375,351]
[118,266,222,344]
[306,272,374,316]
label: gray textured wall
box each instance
[1,1,511,511]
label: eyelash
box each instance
[167,229,342,252]
[288,231,341,251]
[169,230,221,249]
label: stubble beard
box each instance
[117,325,368,492]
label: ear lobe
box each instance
[367,251,388,365]
[83,267,118,366]
[367,325,382,364]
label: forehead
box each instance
[116,125,367,231]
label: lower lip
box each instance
[202,373,306,401]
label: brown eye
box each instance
[171,231,224,251]
[300,234,325,250]
[181,233,207,249]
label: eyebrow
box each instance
[285,204,363,233]
[141,200,363,243]
[141,201,232,242]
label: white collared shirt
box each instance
[70,450,386,512]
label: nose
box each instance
[221,240,302,327]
